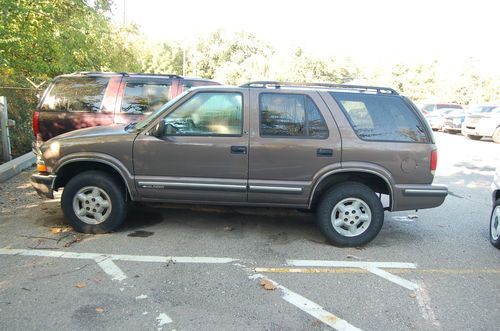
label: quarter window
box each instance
[331,92,428,142]
[121,80,172,114]
[259,93,328,138]
[164,92,242,136]
[40,77,109,112]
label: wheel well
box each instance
[310,172,391,210]
[495,190,500,202]
[54,161,130,199]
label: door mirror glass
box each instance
[151,119,166,137]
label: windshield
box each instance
[134,90,189,131]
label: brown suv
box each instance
[33,72,221,142]
[31,82,448,246]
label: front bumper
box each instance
[392,184,448,211]
[30,172,56,199]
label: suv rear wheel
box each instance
[61,171,128,233]
[317,183,384,247]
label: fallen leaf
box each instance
[259,279,276,291]
[75,282,86,289]
[409,292,416,298]
[50,227,63,234]
[95,307,104,313]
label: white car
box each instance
[491,166,500,248]
[426,108,459,131]
[462,105,500,142]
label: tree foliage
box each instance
[0,1,498,158]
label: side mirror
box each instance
[151,119,166,137]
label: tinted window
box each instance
[40,77,109,112]
[164,92,242,136]
[437,104,462,109]
[260,93,328,138]
[470,105,497,113]
[331,92,428,142]
[121,80,172,114]
[181,80,218,92]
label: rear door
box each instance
[133,88,250,203]
[37,75,119,141]
[247,89,342,207]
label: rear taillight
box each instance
[33,111,39,137]
[430,149,438,175]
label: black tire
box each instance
[490,200,500,249]
[317,182,384,247]
[466,134,482,140]
[61,171,128,234]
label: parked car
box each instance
[442,109,470,134]
[426,107,459,131]
[461,104,500,142]
[419,102,463,117]
[31,82,448,247]
[33,72,221,142]
[490,166,500,248]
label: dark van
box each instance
[33,72,221,142]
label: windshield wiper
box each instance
[124,121,138,130]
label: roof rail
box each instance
[239,81,399,95]
[66,72,184,79]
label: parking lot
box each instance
[1,132,500,330]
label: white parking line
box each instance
[415,280,440,328]
[94,257,128,282]
[364,267,418,291]
[0,248,238,264]
[287,259,418,291]
[249,274,362,331]
[0,248,238,283]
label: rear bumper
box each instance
[30,172,56,199]
[392,184,448,211]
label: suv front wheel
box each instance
[490,200,500,249]
[61,171,128,233]
[317,183,384,247]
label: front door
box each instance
[133,89,249,203]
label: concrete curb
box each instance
[0,152,35,182]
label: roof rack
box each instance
[66,72,184,79]
[239,81,399,95]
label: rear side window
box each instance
[260,93,328,138]
[331,92,428,143]
[40,77,109,112]
[121,80,172,114]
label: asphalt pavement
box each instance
[1,132,499,330]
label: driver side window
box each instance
[164,92,243,136]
